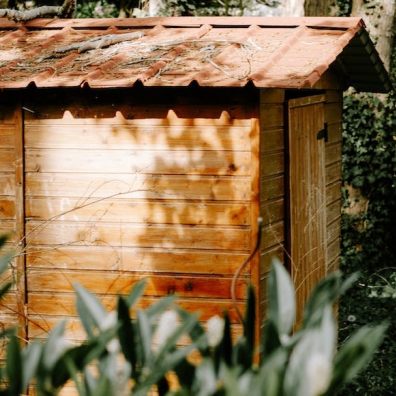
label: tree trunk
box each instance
[304,0,339,16]
[148,0,163,16]
[351,0,396,71]
[283,0,304,16]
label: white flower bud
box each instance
[53,336,73,358]
[98,311,121,354]
[206,315,225,347]
[100,310,117,331]
[155,310,179,348]
[306,352,332,396]
[107,338,121,354]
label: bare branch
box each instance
[0,0,76,21]
[54,31,145,55]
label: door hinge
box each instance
[317,122,328,142]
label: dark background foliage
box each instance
[337,0,396,390]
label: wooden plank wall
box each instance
[0,106,23,358]
[258,90,286,329]
[23,97,258,342]
[324,91,343,273]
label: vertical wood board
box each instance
[259,89,286,330]
[288,95,327,325]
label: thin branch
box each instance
[54,31,145,55]
[0,0,76,21]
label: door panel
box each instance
[288,95,327,324]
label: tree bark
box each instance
[304,0,339,16]
[283,0,304,17]
[351,0,395,71]
[0,0,76,21]
[148,0,163,16]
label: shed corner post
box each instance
[250,106,261,351]
[14,105,28,345]
[323,89,343,275]
[257,88,286,338]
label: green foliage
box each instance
[0,248,387,396]
[339,35,396,392]
[335,0,351,16]
[72,0,279,18]
[159,0,250,16]
[75,0,118,18]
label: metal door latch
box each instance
[317,122,328,142]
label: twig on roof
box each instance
[55,31,145,55]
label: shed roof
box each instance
[0,16,391,92]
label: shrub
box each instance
[0,234,387,395]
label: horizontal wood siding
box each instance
[24,97,257,339]
[324,91,343,273]
[259,90,286,329]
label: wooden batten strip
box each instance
[25,197,251,226]
[26,270,247,299]
[259,89,285,329]
[26,246,250,275]
[249,116,261,343]
[14,106,27,343]
[25,221,251,251]
[24,148,251,176]
[25,173,251,201]
[27,293,244,323]
[24,124,252,151]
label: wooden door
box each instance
[288,95,327,324]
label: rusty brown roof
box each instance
[0,17,391,92]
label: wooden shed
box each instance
[0,16,390,343]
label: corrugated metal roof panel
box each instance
[0,16,391,92]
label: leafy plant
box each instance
[0,241,387,396]
[75,0,118,18]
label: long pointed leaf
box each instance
[74,283,107,337]
[145,295,176,319]
[63,355,87,396]
[216,312,232,366]
[243,285,256,365]
[302,272,359,329]
[137,310,152,367]
[6,335,22,396]
[117,296,137,378]
[0,234,8,249]
[326,324,387,394]
[22,342,42,390]
[42,320,67,370]
[0,252,13,276]
[155,313,199,363]
[125,279,147,308]
[268,259,295,336]
[51,333,111,388]
[0,282,11,301]
[177,307,205,345]
[261,320,282,357]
